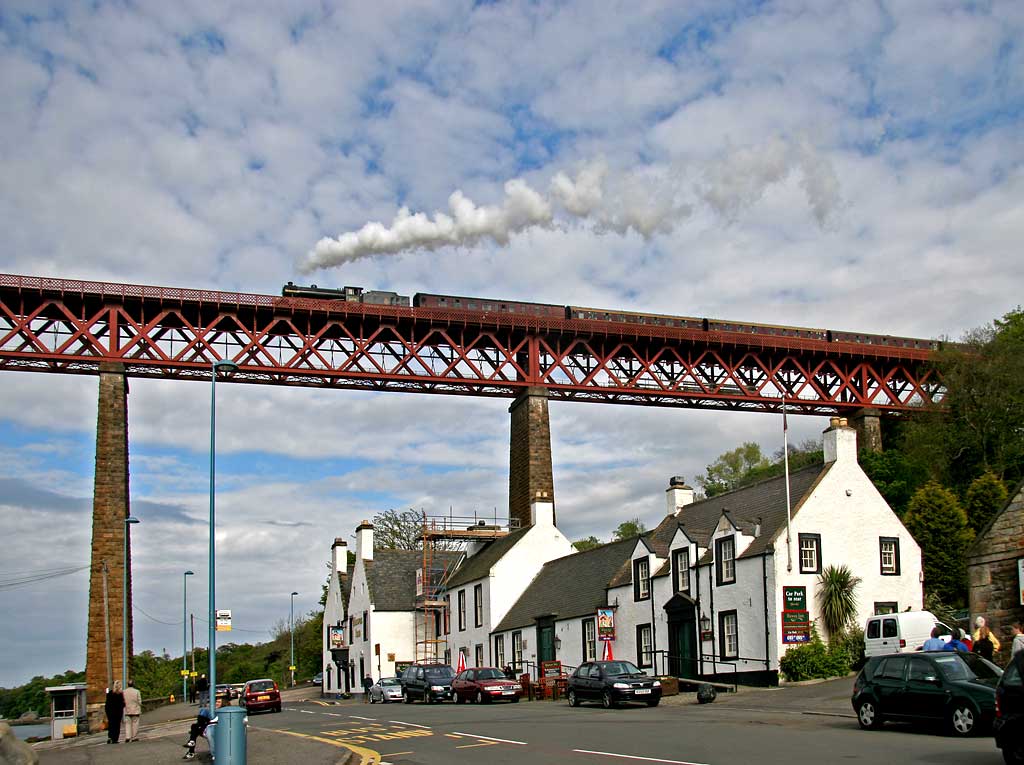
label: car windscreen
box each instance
[933,652,1002,682]
[380,678,401,687]
[476,668,505,680]
[425,667,454,680]
[602,661,643,677]
[248,681,275,692]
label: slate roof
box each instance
[364,550,462,612]
[494,538,637,632]
[442,526,531,589]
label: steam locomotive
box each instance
[281,282,941,351]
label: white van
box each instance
[863,611,953,656]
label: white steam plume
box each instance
[302,137,840,272]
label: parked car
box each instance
[566,660,662,709]
[864,611,953,656]
[312,672,324,685]
[214,684,234,702]
[400,662,456,703]
[995,650,1024,763]
[452,667,523,704]
[852,650,1001,736]
[369,676,404,703]
[238,678,282,713]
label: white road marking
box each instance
[349,715,377,721]
[573,750,709,765]
[299,710,314,714]
[389,720,430,729]
[323,712,343,717]
[451,731,527,745]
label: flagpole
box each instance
[783,395,793,572]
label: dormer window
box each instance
[715,536,736,586]
[633,558,650,601]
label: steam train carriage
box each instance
[280,283,940,351]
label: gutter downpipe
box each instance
[762,549,771,674]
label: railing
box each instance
[652,649,772,693]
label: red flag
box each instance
[602,641,614,661]
[457,650,466,672]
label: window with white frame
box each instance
[673,548,690,593]
[633,558,650,601]
[458,590,467,631]
[636,623,653,668]
[474,583,483,627]
[583,618,597,662]
[512,631,523,669]
[475,644,484,667]
[719,610,738,659]
[494,634,505,668]
[879,537,900,575]
[799,533,821,574]
[716,536,736,585]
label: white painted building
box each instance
[320,537,351,695]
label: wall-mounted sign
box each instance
[394,661,412,675]
[216,609,232,632]
[783,625,812,644]
[782,610,810,625]
[328,625,346,650]
[783,586,806,611]
[387,653,396,662]
[597,608,615,641]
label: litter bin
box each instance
[213,706,247,764]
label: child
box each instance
[182,707,214,760]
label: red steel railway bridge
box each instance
[0,272,944,724]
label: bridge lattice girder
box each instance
[0,273,944,415]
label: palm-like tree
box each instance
[817,565,862,638]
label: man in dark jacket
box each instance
[362,675,374,702]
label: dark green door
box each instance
[665,596,698,679]
[538,624,555,663]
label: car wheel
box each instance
[646,698,660,708]
[403,690,413,704]
[455,692,465,704]
[511,696,520,703]
[274,704,281,713]
[427,693,435,704]
[857,699,882,730]
[476,690,485,704]
[948,702,977,737]
[568,689,579,707]
[369,693,376,704]
[602,690,616,709]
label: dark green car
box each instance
[852,650,1002,736]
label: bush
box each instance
[778,624,858,682]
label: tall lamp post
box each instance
[123,516,140,690]
[290,591,299,687]
[208,359,237,711]
[182,570,194,703]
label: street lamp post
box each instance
[208,358,237,711]
[123,516,140,690]
[290,591,299,687]
[182,570,194,703]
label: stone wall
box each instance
[968,482,1024,665]
[508,387,554,529]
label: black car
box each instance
[852,650,1002,736]
[400,662,455,703]
[995,650,1024,763]
[567,660,662,709]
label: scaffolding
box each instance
[414,510,520,663]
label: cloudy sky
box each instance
[1,1,1022,688]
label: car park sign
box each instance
[782,586,811,644]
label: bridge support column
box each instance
[850,408,883,454]
[85,364,134,732]
[509,387,555,529]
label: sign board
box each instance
[328,625,346,650]
[783,625,812,644]
[180,669,190,677]
[597,608,615,641]
[416,568,424,597]
[394,661,413,676]
[288,665,296,671]
[541,660,562,678]
[782,610,810,625]
[1019,559,1024,606]
[216,609,232,632]
[783,586,806,611]
[387,653,396,662]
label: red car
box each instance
[238,678,281,713]
[452,667,523,704]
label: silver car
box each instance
[369,677,403,703]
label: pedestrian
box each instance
[196,673,209,706]
[503,665,515,680]
[942,628,969,652]
[188,675,197,704]
[123,679,142,742]
[1011,622,1024,657]
[104,681,125,744]
[362,674,374,703]
[973,616,1001,653]
[922,625,946,651]
[973,625,996,662]
[181,706,213,761]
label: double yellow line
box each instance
[272,728,381,765]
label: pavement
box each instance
[32,685,360,765]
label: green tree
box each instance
[859,447,925,518]
[904,482,974,606]
[816,565,862,639]
[572,536,602,551]
[612,518,647,540]
[696,442,771,497]
[371,509,459,550]
[964,471,1008,535]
